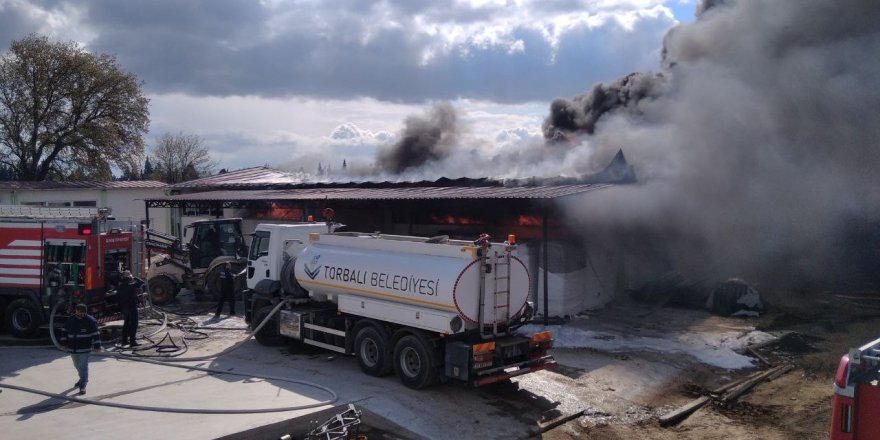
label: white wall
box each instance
[521,239,620,317]
[0,188,170,234]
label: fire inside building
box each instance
[143,151,636,319]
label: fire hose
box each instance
[0,299,338,414]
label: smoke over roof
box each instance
[550,0,880,292]
[376,103,461,174]
[542,72,667,141]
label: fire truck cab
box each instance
[0,205,142,338]
[831,336,880,439]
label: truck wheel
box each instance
[5,298,43,338]
[355,326,393,377]
[253,305,285,346]
[393,333,439,389]
[148,276,178,305]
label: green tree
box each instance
[142,157,154,179]
[151,132,216,183]
[0,34,149,180]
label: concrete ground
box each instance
[1,291,848,439]
[0,314,340,439]
[0,295,550,439]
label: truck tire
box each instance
[393,333,439,389]
[253,305,285,346]
[5,298,43,338]
[148,276,178,305]
[355,325,393,377]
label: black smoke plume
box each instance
[542,72,667,141]
[376,103,461,174]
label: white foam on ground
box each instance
[520,324,775,370]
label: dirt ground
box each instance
[536,291,880,440]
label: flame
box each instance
[254,203,303,220]
[516,215,543,226]
[430,214,484,225]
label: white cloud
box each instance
[1,0,688,176]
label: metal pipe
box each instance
[543,210,549,325]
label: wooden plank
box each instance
[766,364,794,381]
[711,369,765,395]
[533,409,589,434]
[721,365,785,403]
[659,396,710,427]
[747,346,773,367]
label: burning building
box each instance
[145,152,637,317]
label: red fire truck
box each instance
[0,205,143,338]
[831,336,880,439]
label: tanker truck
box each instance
[244,222,556,389]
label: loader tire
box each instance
[148,276,178,305]
[205,265,223,301]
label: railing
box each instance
[0,204,103,219]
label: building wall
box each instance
[0,188,170,234]
[522,239,620,317]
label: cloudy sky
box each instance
[0,0,697,175]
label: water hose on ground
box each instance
[0,299,338,414]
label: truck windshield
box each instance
[250,231,270,260]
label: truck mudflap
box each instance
[445,330,556,386]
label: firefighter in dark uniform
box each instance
[117,270,141,347]
[215,262,236,318]
[65,303,101,394]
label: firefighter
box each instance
[117,270,142,347]
[65,303,101,395]
[214,262,236,318]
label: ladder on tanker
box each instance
[0,204,104,219]
[479,250,512,338]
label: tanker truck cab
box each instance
[243,225,557,389]
[246,223,329,291]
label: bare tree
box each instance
[0,34,149,181]
[150,132,216,183]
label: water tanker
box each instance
[293,232,531,328]
[244,223,555,389]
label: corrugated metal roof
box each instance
[0,180,168,190]
[169,167,309,189]
[148,184,611,202]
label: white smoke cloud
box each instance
[552,0,880,292]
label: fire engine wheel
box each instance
[5,298,43,338]
[393,333,439,389]
[354,325,393,377]
[148,276,178,305]
[253,305,285,347]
